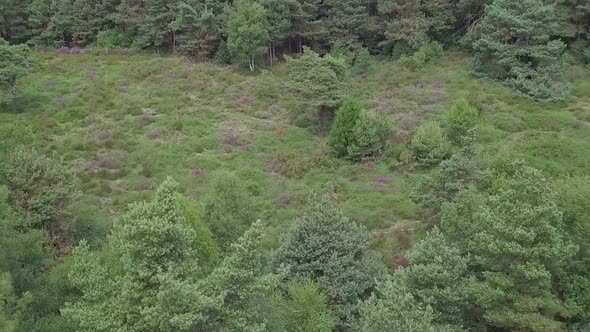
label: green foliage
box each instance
[0,124,34,153]
[584,45,590,64]
[287,47,348,110]
[347,110,390,161]
[95,29,133,49]
[0,272,31,332]
[329,40,349,59]
[202,172,256,250]
[411,134,482,213]
[0,148,75,233]
[352,47,373,74]
[274,191,386,327]
[391,41,413,59]
[411,121,451,166]
[356,273,451,332]
[473,0,569,100]
[176,194,220,273]
[202,220,278,331]
[268,281,337,332]
[0,43,32,104]
[172,2,223,57]
[226,0,271,71]
[446,99,479,144]
[437,164,576,330]
[406,228,469,328]
[400,41,444,70]
[555,176,590,322]
[328,100,362,157]
[63,178,219,332]
[329,100,389,161]
[214,41,232,64]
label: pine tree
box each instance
[226,0,271,71]
[202,172,256,250]
[406,228,470,328]
[63,178,219,332]
[274,191,386,328]
[286,46,347,112]
[267,281,337,332]
[321,0,368,47]
[202,220,278,331]
[0,0,31,43]
[440,164,576,331]
[28,0,53,44]
[135,0,178,51]
[355,273,452,332]
[473,0,568,99]
[172,1,223,57]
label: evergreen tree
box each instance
[226,0,271,71]
[406,228,470,329]
[202,172,256,250]
[0,0,31,43]
[172,1,223,57]
[355,273,453,332]
[28,0,53,44]
[440,164,576,331]
[473,0,568,99]
[203,220,278,331]
[274,191,386,328]
[286,46,347,112]
[136,0,178,51]
[321,0,368,47]
[267,281,337,332]
[63,178,219,332]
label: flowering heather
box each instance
[364,160,375,171]
[146,131,161,140]
[192,168,204,177]
[119,86,129,93]
[278,194,291,206]
[57,47,83,55]
[223,134,241,146]
[375,175,392,184]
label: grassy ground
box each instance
[2,50,589,265]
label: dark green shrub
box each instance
[347,111,390,161]
[400,42,443,70]
[391,41,413,60]
[214,41,231,64]
[352,48,373,75]
[411,121,451,166]
[0,148,76,230]
[329,101,389,161]
[446,99,479,144]
[329,101,362,158]
[329,41,349,59]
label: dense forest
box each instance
[1,0,590,331]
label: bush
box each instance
[352,48,373,75]
[329,101,362,158]
[347,111,389,161]
[399,42,443,70]
[411,121,451,166]
[329,101,389,161]
[0,148,76,230]
[329,41,349,59]
[95,29,133,49]
[391,41,413,60]
[214,41,231,64]
[446,99,479,144]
